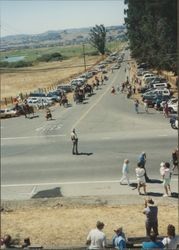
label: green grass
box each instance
[0,41,125,62]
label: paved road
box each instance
[1,51,178,200]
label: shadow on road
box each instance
[148,179,163,184]
[32,187,63,199]
[78,152,93,156]
[147,192,163,197]
[26,115,39,119]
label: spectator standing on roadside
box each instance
[142,232,163,249]
[112,227,126,250]
[71,128,79,155]
[138,152,150,182]
[134,99,139,113]
[119,159,130,186]
[143,198,159,236]
[162,162,172,197]
[163,101,169,118]
[135,162,147,195]
[133,86,136,94]
[162,224,179,249]
[144,101,149,113]
[86,221,106,249]
[172,147,179,171]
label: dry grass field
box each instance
[1,201,177,248]
[0,55,102,99]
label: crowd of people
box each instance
[86,216,179,249]
[119,148,178,197]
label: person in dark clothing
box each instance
[138,152,150,182]
[172,147,179,171]
[143,198,159,236]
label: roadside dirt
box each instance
[1,196,178,248]
[0,55,102,100]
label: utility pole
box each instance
[82,43,87,72]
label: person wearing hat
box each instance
[70,128,79,155]
[143,198,158,236]
[112,227,126,250]
[86,221,106,249]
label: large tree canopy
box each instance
[89,24,106,55]
[124,0,177,73]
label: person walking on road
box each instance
[162,162,172,197]
[138,152,150,182]
[119,159,130,186]
[134,99,139,114]
[144,101,149,113]
[135,162,147,195]
[172,147,179,171]
[71,128,79,155]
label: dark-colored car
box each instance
[57,85,72,93]
[170,116,178,129]
[142,95,170,108]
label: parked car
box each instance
[143,73,156,81]
[46,92,61,102]
[0,108,18,118]
[28,92,55,103]
[170,116,178,129]
[143,95,170,108]
[161,98,178,113]
[111,64,120,70]
[142,88,171,98]
[57,84,72,93]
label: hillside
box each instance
[1,25,126,51]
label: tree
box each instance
[89,24,106,55]
[124,0,177,73]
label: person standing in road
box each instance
[119,159,130,186]
[135,162,147,195]
[143,198,159,236]
[162,162,172,197]
[71,128,79,155]
[86,221,106,249]
[144,100,149,113]
[138,152,150,182]
[172,147,179,171]
[134,99,139,114]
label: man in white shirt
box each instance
[86,221,106,249]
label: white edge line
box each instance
[1,134,66,140]
[2,178,178,188]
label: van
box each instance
[143,88,170,97]
[153,82,168,89]
[143,73,155,80]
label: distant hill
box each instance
[0,25,126,51]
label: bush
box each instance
[37,52,63,62]
[0,60,33,68]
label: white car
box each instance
[0,108,18,118]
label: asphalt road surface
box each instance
[1,51,178,200]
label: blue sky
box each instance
[0,0,126,37]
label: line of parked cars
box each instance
[137,63,178,129]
